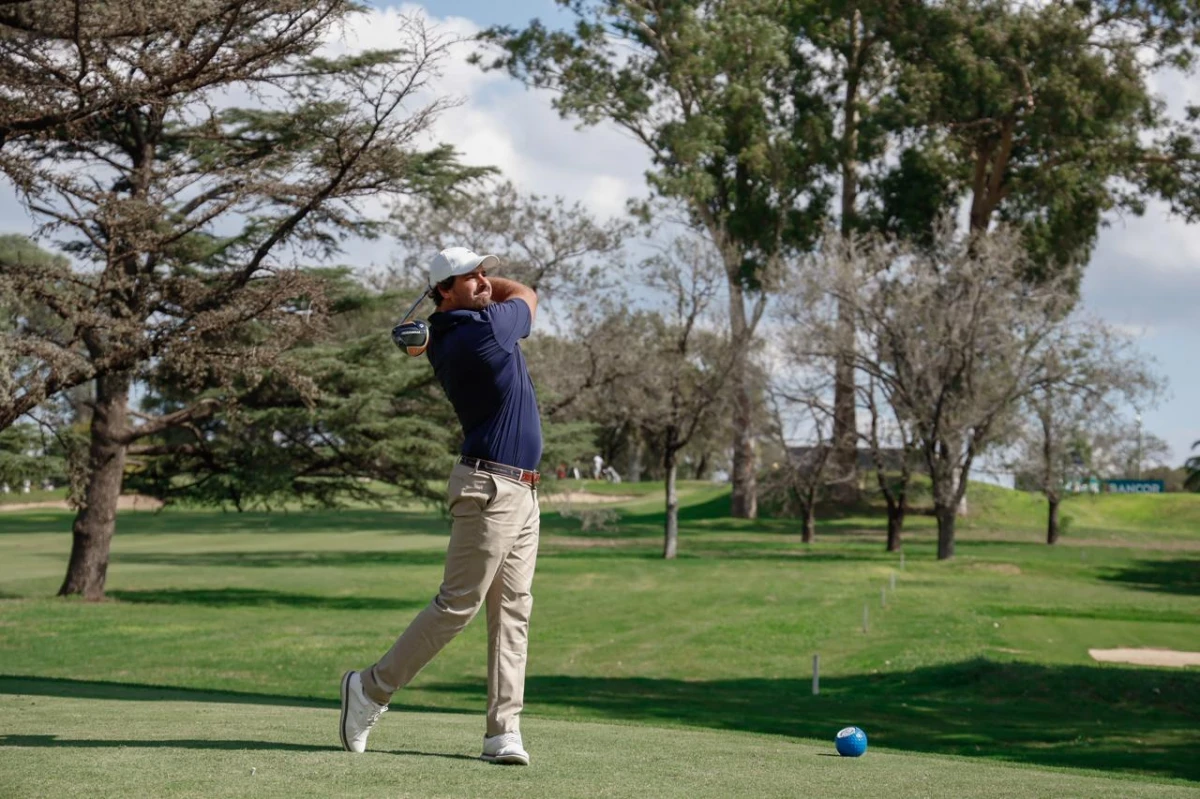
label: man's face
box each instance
[445,266,492,311]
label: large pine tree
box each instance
[0,3,486,598]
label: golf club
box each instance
[391,288,431,357]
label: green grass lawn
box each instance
[1,482,1198,798]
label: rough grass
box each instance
[1,482,1198,797]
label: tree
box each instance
[1186,442,1200,492]
[859,374,918,552]
[0,5,486,598]
[1016,321,1164,543]
[880,0,1200,281]
[640,238,735,558]
[802,0,909,500]
[763,388,832,543]
[774,249,917,551]
[791,225,1070,559]
[0,2,215,144]
[125,271,459,510]
[477,0,835,518]
[523,302,651,474]
[0,422,60,490]
[1085,423,1173,481]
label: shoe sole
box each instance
[480,753,530,766]
[339,670,353,752]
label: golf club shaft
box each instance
[399,289,428,324]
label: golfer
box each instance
[340,247,542,765]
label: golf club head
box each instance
[391,319,430,357]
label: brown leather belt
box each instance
[459,456,540,488]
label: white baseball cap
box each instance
[428,247,499,287]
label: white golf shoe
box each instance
[339,670,387,753]
[481,731,530,765]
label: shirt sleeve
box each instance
[485,298,532,352]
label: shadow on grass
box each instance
[107,588,427,612]
[986,604,1198,624]
[0,733,336,752]
[0,734,480,761]
[114,550,449,569]
[0,675,336,708]
[1101,559,1200,597]
[0,675,470,718]
[427,659,1200,782]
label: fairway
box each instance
[2,483,1198,798]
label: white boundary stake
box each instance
[890,571,896,591]
[812,654,820,696]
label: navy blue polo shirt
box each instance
[427,299,542,471]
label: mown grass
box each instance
[8,688,1200,799]
[1,482,1198,797]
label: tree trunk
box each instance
[832,7,862,505]
[885,502,904,552]
[663,454,679,560]
[628,435,643,483]
[58,372,131,599]
[935,503,956,560]
[831,301,859,504]
[1046,495,1061,545]
[951,467,968,516]
[802,503,815,544]
[727,278,757,519]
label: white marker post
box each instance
[812,654,820,696]
[890,571,896,591]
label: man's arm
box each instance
[488,277,538,323]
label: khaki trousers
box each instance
[362,462,540,736]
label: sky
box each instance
[1,1,1196,467]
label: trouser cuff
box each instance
[361,666,393,706]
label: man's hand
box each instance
[487,277,538,323]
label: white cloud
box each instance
[1083,202,1200,333]
[320,4,651,216]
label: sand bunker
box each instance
[0,495,164,512]
[1088,648,1200,668]
[542,491,637,505]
